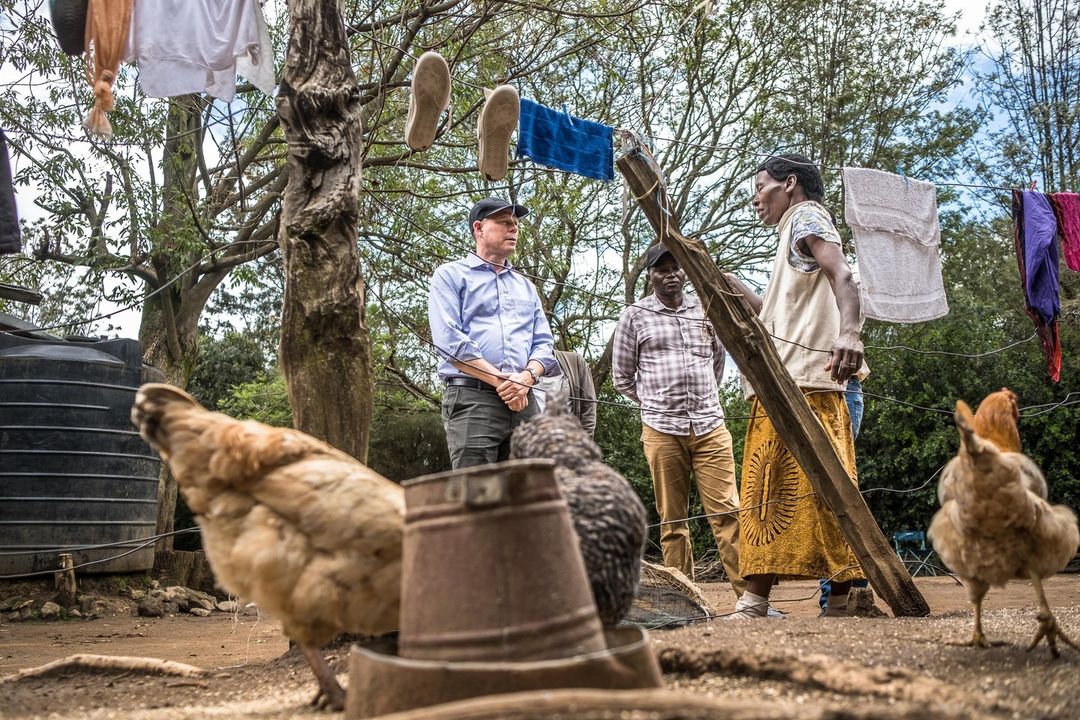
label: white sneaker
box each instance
[405,51,451,152]
[723,591,770,621]
[767,604,787,618]
[476,84,519,180]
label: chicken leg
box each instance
[1027,574,1079,659]
[954,580,1005,648]
[299,644,346,711]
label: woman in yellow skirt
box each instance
[724,154,866,619]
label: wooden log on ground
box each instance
[0,654,206,684]
[616,139,929,617]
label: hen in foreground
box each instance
[510,388,648,627]
[132,384,404,709]
[928,395,1078,657]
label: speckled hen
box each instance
[510,388,647,626]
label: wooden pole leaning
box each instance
[616,138,929,617]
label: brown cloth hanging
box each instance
[83,0,132,138]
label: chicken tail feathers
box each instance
[955,399,976,438]
[955,400,995,458]
[131,383,204,456]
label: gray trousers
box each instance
[442,385,539,469]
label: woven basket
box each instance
[49,0,88,56]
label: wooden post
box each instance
[54,553,77,608]
[616,138,929,617]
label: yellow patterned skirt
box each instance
[738,391,865,582]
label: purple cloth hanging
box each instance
[1022,191,1061,325]
[1012,190,1061,382]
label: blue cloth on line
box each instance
[517,99,614,182]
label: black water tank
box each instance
[0,333,163,576]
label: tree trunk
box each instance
[143,96,204,555]
[276,0,373,461]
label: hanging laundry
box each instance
[841,167,949,323]
[0,130,20,254]
[83,0,134,137]
[125,0,275,102]
[1012,190,1061,382]
[517,99,614,182]
[1049,192,1080,272]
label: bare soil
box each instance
[2,576,1079,719]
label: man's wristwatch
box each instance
[525,367,540,385]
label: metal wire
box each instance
[0,527,200,558]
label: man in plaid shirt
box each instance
[613,244,746,598]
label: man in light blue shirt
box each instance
[428,197,560,468]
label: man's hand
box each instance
[497,371,533,407]
[506,395,529,412]
[825,330,864,383]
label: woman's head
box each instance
[752,153,825,226]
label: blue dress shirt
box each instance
[428,254,560,381]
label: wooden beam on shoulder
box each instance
[616,138,929,617]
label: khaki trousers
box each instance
[642,423,746,596]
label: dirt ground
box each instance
[2,575,1079,719]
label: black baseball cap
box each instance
[644,243,675,268]
[468,197,529,228]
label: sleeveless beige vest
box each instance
[743,201,847,399]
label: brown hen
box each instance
[972,387,1022,453]
[131,383,404,709]
[928,396,1078,657]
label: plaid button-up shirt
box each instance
[612,293,726,436]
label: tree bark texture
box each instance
[143,96,204,554]
[276,0,373,461]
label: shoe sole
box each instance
[405,51,451,152]
[477,85,519,181]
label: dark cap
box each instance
[644,243,675,268]
[468,197,529,228]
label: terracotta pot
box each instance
[398,459,605,662]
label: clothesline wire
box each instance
[0,527,199,558]
[0,533,166,580]
[643,134,1025,193]
[647,464,948,530]
[3,102,273,148]
[3,197,1056,398]
[367,274,1074,429]
[362,187,1045,363]
[2,239,276,335]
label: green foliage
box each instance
[187,331,269,410]
[219,374,293,427]
[219,373,451,482]
[368,396,452,483]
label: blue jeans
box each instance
[820,378,867,607]
[845,377,863,440]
